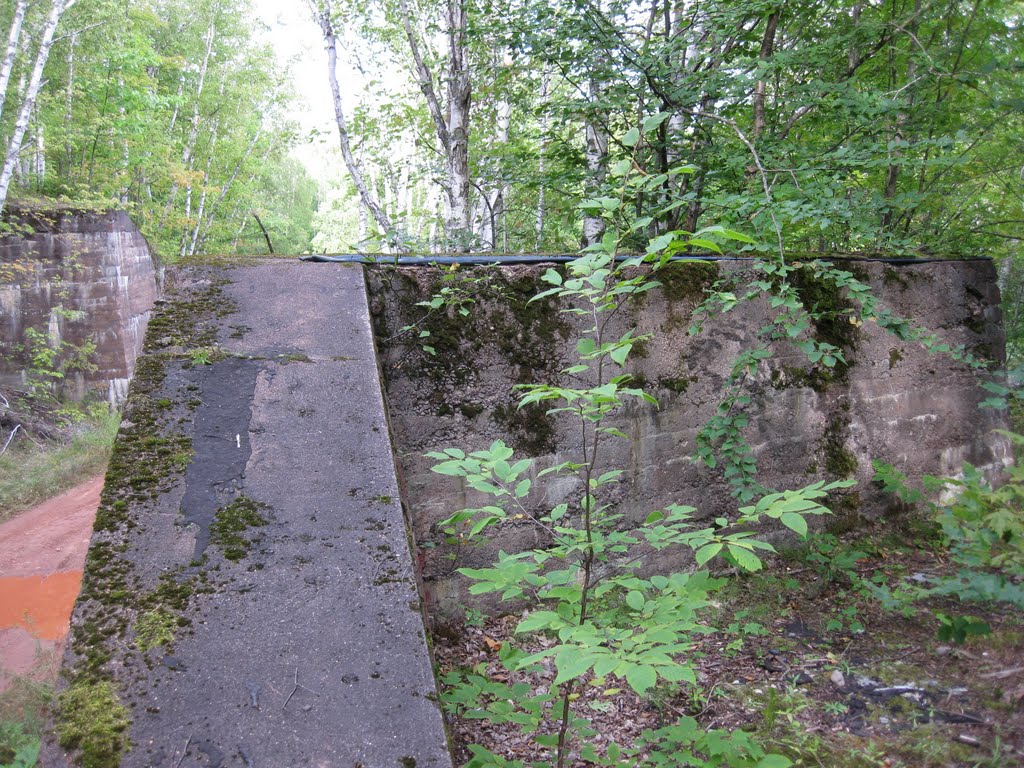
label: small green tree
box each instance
[430,120,853,768]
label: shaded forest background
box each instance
[0,0,1022,348]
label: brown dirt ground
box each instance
[0,476,101,691]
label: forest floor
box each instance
[434,521,1024,768]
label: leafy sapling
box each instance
[429,117,853,768]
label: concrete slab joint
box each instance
[45,261,453,768]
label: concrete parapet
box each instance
[44,261,451,768]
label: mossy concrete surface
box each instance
[370,260,1011,619]
[44,261,451,768]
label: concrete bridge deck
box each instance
[44,261,451,768]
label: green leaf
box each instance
[624,664,657,696]
[610,158,632,177]
[431,460,466,476]
[622,127,641,147]
[720,228,757,244]
[541,268,562,286]
[625,590,645,611]
[553,648,594,685]
[514,478,531,498]
[516,610,562,633]
[756,756,794,768]
[780,512,808,537]
[694,542,723,566]
[726,544,763,572]
[642,111,670,134]
[609,343,632,366]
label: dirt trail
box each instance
[0,476,102,690]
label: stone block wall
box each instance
[0,207,158,403]
[368,259,1012,618]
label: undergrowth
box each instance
[0,410,119,522]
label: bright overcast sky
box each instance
[252,0,340,180]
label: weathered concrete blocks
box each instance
[369,259,1011,618]
[0,207,158,403]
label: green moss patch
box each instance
[133,608,177,652]
[820,415,858,478]
[789,265,860,373]
[655,260,720,304]
[210,496,269,561]
[143,277,237,353]
[493,402,556,456]
[56,680,130,768]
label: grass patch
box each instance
[0,410,120,523]
[0,670,53,768]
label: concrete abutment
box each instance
[42,253,1009,767]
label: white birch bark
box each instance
[582,75,609,246]
[443,0,471,243]
[185,118,219,257]
[157,21,215,232]
[309,0,394,242]
[194,128,262,253]
[398,0,471,247]
[475,89,511,249]
[535,67,550,251]
[0,0,78,211]
[0,0,28,124]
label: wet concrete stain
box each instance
[179,357,260,559]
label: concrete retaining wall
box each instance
[0,207,158,403]
[368,259,1012,618]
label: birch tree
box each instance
[0,0,29,125]
[308,0,396,244]
[397,0,472,247]
[0,0,78,212]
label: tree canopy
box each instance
[1,0,1021,262]
[0,0,317,258]
[310,0,1023,260]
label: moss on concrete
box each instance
[656,261,720,304]
[820,415,858,478]
[659,376,693,394]
[210,495,269,562]
[133,608,177,652]
[493,401,556,456]
[56,680,130,768]
[790,265,859,369]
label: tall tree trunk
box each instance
[582,73,609,246]
[194,128,262,252]
[398,0,471,248]
[185,119,219,257]
[158,21,215,233]
[310,0,395,242]
[444,0,472,244]
[752,9,780,142]
[881,0,920,232]
[0,0,29,124]
[535,68,550,251]
[476,81,511,249]
[0,0,78,212]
